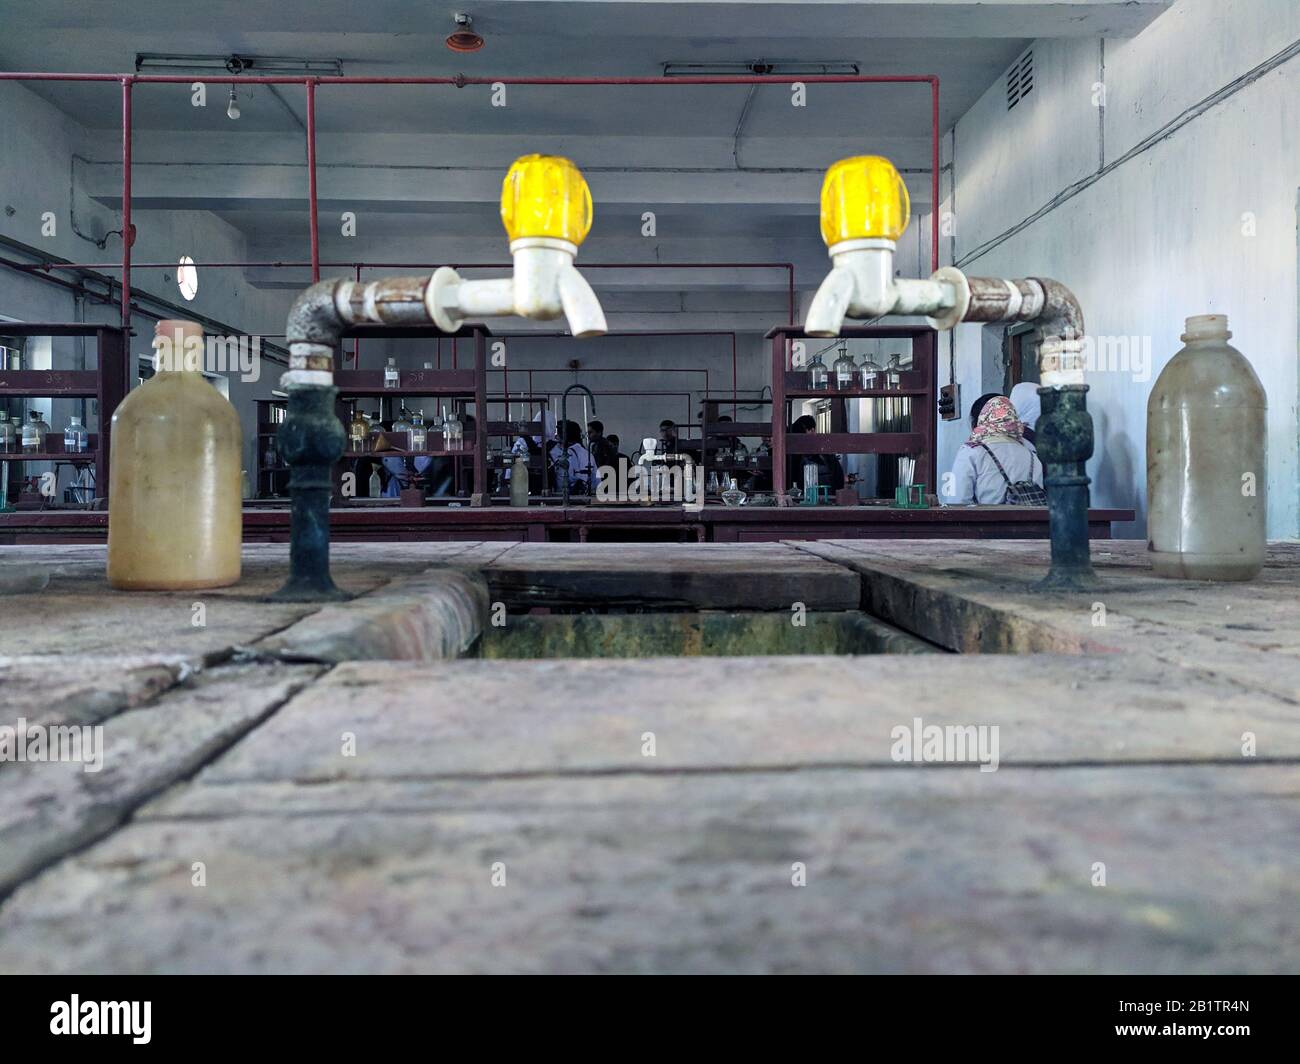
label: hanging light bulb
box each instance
[226,87,241,120]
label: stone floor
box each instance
[1,539,1297,973]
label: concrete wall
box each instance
[940,0,1299,538]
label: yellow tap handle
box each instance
[819,155,911,245]
[500,154,594,245]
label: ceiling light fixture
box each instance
[226,87,240,120]
[662,60,861,78]
[134,53,344,76]
[445,13,484,53]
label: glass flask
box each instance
[22,411,43,452]
[409,412,427,451]
[1147,314,1267,580]
[0,411,16,452]
[64,415,89,453]
[720,477,747,507]
[833,345,858,390]
[806,352,830,390]
[860,355,882,389]
[107,319,242,590]
[383,357,400,389]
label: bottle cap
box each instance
[1182,314,1231,342]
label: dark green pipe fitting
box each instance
[1034,384,1097,591]
[268,383,350,602]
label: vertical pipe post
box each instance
[1036,384,1097,590]
[731,332,738,418]
[306,79,320,283]
[930,77,940,273]
[474,328,488,500]
[352,263,361,366]
[771,331,786,495]
[120,78,132,330]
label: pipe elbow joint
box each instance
[287,278,346,347]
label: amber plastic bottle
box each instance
[1146,314,1266,580]
[107,319,243,589]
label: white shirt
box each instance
[550,442,600,488]
[947,437,1042,504]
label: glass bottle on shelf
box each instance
[392,407,414,449]
[0,411,15,452]
[886,353,903,390]
[384,357,400,390]
[367,412,384,448]
[368,467,382,498]
[410,411,427,451]
[721,477,747,507]
[64,415,89,453]
[444,408,463,451]
[806,352,830,390]
[510,454,530,507]
[22,411,43,452]
[833,344,858,390]
[429,407,445,446]
[860,355,882,390]
[349,408,369,453]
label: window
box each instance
[177,256,198,301]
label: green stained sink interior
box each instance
[478,610,942,659]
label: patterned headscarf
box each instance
[965,395,1024,447]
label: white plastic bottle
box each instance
[1147,314,1266,580]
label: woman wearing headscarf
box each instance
[1009,382,1042,447]
[945,395,1043,504]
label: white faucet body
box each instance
[805,239,957,337]
[428,239,607,338]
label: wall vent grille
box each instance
[1006,50,1034,110]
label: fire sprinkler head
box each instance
[446,13,484,53]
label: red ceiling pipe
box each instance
[931,77,941,272]
[0,73,936,86]
[306,79,320,283]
